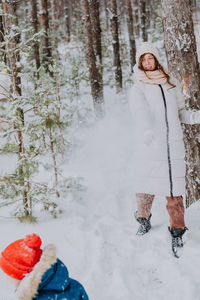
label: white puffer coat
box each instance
[129,76,200,196]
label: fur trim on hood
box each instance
[16,244,57,300]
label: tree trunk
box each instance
[132,0,140,38]
[89,0,102,65]
[40,0,52,71]
[150,0,159,30]
[3,3,21,95]
[51,0,59,46]
[71,0,81,37]
[0,6,6,65]
[117,0,125,21]
[109,0,122,92]
[82,0,104,117]
[140,0,148,41]
[57,0,64,19]
[103,0,109,31]
[64,0,71,42]
[189,0,196,12]
[51,0,57,26]
[125,0,136,72]
[146,0,151,30]
[30,0,40,72]
[190,0,198,25]
[161,0,200,207]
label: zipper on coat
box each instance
[158,84,174,199]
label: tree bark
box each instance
[109,0,122,92]
[125,0,136,72]
[140,0,148,41]
[30,0,40,72]
[0,6,6,64]
[51,0,58,26]
[82,0,104,117]
[71,0,81,37]
[161,0,200,207]
[146,0,151,31]
[40,0,52,71]
[57,0,64,19]
[189,0,196,12]
[103,0,109,31]
[3,2,21,95]
[64,0,71,42]
[51,0,60,46]
[132,0,140,38]
[89,0,102,65]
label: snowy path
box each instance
[0,99,200,300]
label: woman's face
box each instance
[141,53,156,71]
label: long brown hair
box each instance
[138,53,176,89]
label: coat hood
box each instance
[37,258,70,292]
[133,64,139,81]
[16,244,89,300]
[136,42,161,65]
[16,244,58,300]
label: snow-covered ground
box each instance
[1,9,200,299]
[1,93,200,300]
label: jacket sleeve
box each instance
[129,83,154,143]
[176,82,200,125]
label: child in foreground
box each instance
[0,233,89,300]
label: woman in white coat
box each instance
[129,42,200,255]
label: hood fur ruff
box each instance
[16,244,57,300]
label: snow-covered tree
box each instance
[161,0,200,206]
[82,0,104,117]
[109,0,123,92]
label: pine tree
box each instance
[2,1,31,218]
[109,0,122,92]
[0,4,6,64]
[125,0,136,72]
[64,0,71,42]
[82,0,104,117]
[132,0,140,38]
[30,0,40,73]
[103,0,109,31]
[39,0,52,72]
[89,0,102,65]
[140,0,148,41]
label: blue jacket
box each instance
[34,259,89,300]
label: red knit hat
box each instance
[0,234,42,280]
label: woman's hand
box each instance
[191,110,200,124]
[179,109,200,124]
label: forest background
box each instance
[0,0,199,220]
[0,1,200,299]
